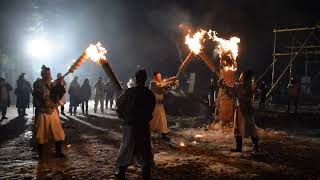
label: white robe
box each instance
[149,81,169,133]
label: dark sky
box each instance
[0,0,318,83]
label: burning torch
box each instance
[176,30,219,77]
[63,42,123,93]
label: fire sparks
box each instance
[185,30,206,54]
[194,134,204,138]
[179,142,186,147]
[85,42,107,62]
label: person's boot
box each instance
[115,166,127,180]
[86,109,88,115]
[230,136,242,152]
[251,137,260,153]
[37,144,43,160]
[55,141,67,158]
[142,166,151,180]
[161,133,170,142]
[1,115,8,120]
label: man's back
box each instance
[117,86,156,127]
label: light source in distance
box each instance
[27,37,51,59]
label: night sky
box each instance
[0,0,318,86]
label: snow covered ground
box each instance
[0,103,320,179]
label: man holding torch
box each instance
[33,65,67,159]
[149,72,177,141]
[219,70,260,153]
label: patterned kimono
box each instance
[149,80,171,133]
[233,83,258,138]
[33,79,65,144]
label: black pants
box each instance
[82,100,89,114]
[1,106,7,117]
[105,95,113,109]
[17,108,26,116]
[259,97,266,110]
[69,105,77,115]
[288,96,298,113]
[60,105,64,113]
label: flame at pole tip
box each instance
[207,30,240,60]
[85,42,108,62]
[185,30,206,54]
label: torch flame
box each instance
[208,31,240,60]
[85,42,107,62]
[185,30,206,54]
[207,30,240,72]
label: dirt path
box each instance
[0,106,320,179]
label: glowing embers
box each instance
[179,142,186,147]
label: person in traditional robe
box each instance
[221,70,260,153]
[15,73,32,117]
[149,72,176,141]
[80,78,91,115]
[115,69,156,180]
[57,73,67,115]
[0,77,12,121]
[33,65,66,159]
[94,77,105,113]
[68,76,81,116]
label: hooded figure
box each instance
[15,73,32,117]
[115,69,156,180]
[68,76,81,116]
[33,65,66,159]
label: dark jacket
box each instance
[68,80,81,106]
[80,84,91,101]
[116,86,156,127]
[15,78,32,108]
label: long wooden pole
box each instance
[176,51,194,77]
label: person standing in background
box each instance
[0,77,13,121]
[80,78,91,115]
[15,73,32,117]
[105,78,115,109]
[68,76,81,116]
[94,77,105,113]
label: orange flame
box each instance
[185,30,206,54]
[85,42,107,62]
[207,30,240,71]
